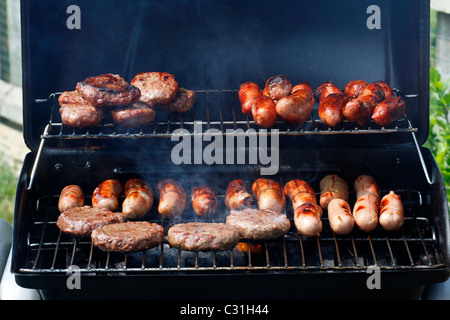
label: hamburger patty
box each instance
[76,73,141,107]
[91,221,164,252]
[110,101,156,127]
[158,88,196,113]
[226,208,291,240]
[168,222,240,252]
[56,206,126,237]
[58,91,105,128]
[131,72,179,105]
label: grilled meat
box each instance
[371,96,406,127]
[159,88,196,113]
[318,92,350,127]
[224,179,253,210]
[327,199,354,235]
[191,185,218,217]
[276,89,315,126]
[92,179,123,212]
[58,185,85,213]
[252,95,277,128]
[131,72,179,105]
[58,91,105,128]
[122,178,153,219]
[252,178,285,212]
[315,81,342,101]
[379,191,404,231]
[344,80,368,99]
[319,174,349,209]
[110,101,156,128]
[264,75,292,101]
[239,82,262,114]
[156,179,186,218]
[353,175,380,232]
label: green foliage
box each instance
[0,159,17,225]
[425,66,450,204]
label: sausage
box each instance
[315,81,342,101]
[92,179,123,211]
[252,178,285,212]
[319,174,349,209]
[264,75,292,101]
[292,81,314,95]
[191,185,218,217]
[156,179,186,218]
[379,191,404,231]
[284,179,322,237]
[318,93,350,127]
[225,179,253,210]
[58,185,85,213]
[252,96,277,128]
[327,199,354,235]
[343,83,385,126]
[371,96,406,127]
[344,80,368,99]
[352,175,380,232]
[122,178,153,219]
[373,81,394,99]
[239,82,262,114]
[275,89,315,126]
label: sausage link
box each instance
[327,199,354,235]
[343,83,385,126]
[344,80,368,99]
[58,185,85,213]
[264,75,292,101]
[239,82,262,114]
[371,96,406,127]
[379,191,404,231]
[315,81,341,101]
[156,179,186,218]
[318,93,350,127]
[284,179,322,237]
[92,179,123,211]
[252,178,285,212]
[225,179,253,210]
[191,185,218,217]
[252,96,277,128]
[352,175,380,232]
[373,81,394,99]
[276,89,315,126]
[319,174,349,209]
[122,178,153,219]
[291,81,314,95]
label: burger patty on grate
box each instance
[168,222,240,251]
[56,206,126,237]
[110,101,156,128]
[58,91,105,128]
[226,208,291,240]
[131,72,179,105]
[76,73,141,107]
[91,221,164,252]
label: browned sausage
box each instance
[156,179,186,218]
[319,174,349,209]
[58,185,85,213]
[122,178,153,219]
[292,81,314,95]
[264,75,292,100]
[239,82,262,114]
[252,178,285,213]
[379,191,404,231]
[343,83,385,126]
[225,179,253,210]
[352,175,380,232]
[284,179,322,237]
[252,96,277,128]
[371,96,406,126]
[318,93,350,127]
[327,199,354,235]
[315,81,342,101]
[191,185,218,217]
[344,80,368,99]
[373,81,394,99]
[92,180,123,211]
[276,89,315,126]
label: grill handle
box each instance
[409,120,432,185]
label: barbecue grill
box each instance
[6,0,450,299]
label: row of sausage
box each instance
[239,76,406,128]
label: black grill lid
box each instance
[21,0,430,151]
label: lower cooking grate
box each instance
[20,189,445,274]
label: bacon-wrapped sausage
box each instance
[252,96,277,128]
[157,179,186,218]
[343,83,385,126]
[318,93,350,127]
[264,75,292,101]
[239,82,262,114]
[344,80,368,99]
[58,185,85,213]
[319,174,349,209]
[252,178,285,213]
[284,179,322,237]
[327,199,354,235]
[92,179,123,212]
[315,81,342,101]
[379,191,404,231]
[371,96,406,127]
[276,89,315,126]
[225,179,253,210]
[122,178,153,219]
[191,185,218,217]
[352,175,380,232]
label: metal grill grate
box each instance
[20,189,445,275]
